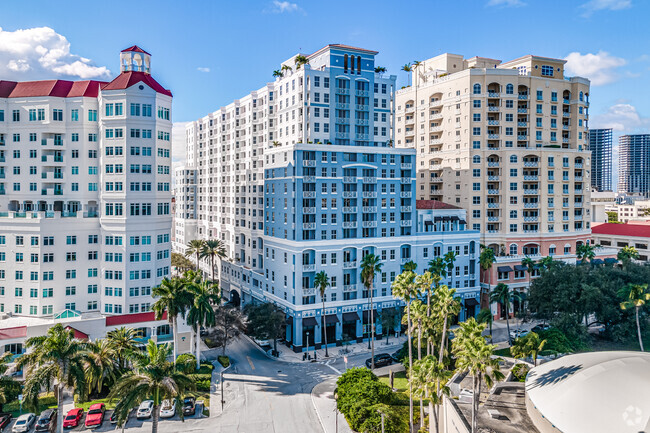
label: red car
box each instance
[62,408,83,429]
[84,404,105,429]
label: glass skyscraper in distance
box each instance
[589,128,612,192]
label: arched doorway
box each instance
[229,289,241,308]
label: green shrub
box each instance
[197,362,214,374]
[195,380,211,392]
[189,373,212,382]
[176,353,197,374]
[218,355,230,368]
[511,363,530,382]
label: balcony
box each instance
[343,221,357,228]
[356,133,369,140]
[488,133,500,140]
[517,108,528,114]
[523,175,538,181]
[363,177,377,183]
[487,202,500,209]
[575,176,583,181]
[400,220,412,227]
[303,207,316,214]
[362,221,378,228]
[488,120,500,126]
[343,191,357,198]
[575,163,583,168]
[336,88,350,95]
[524,202,538,208]
[488,106,500,112]
[401,163,412,170]
[430,113,443,120]
[517,122,528,127]
[400,192,412,198]
[562,138,569,144]
[524,216,539,222]
[517,135,528,140]
[343,176,356,183]
[429,139,443,146]
[363,206,377,213]
[355,90,369,97]
[343,261,357,269]
[518,94,529,100]
[303,160,316,167]
[336,103,350,109]
[336,132,350,139]
[336,117,349,124]
[362,191,377,198]
[400,206,412,212]
[302,264,315,272]
[523,189,539,195]
[343,284,357,292]
[302,222,316,230]
[355,119,369,126]
[356,104,369,111]
[574,202,583,208]
[563,112,570,118]
[401,177,411,184]
[488,92,500,98]
[303,191,316,198]
[563,98,570,104]
[524,161,539,167]
[343,206,358,213]
[487,189,500,195]
[303,176,315,183]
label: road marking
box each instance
[247,356,255,370]
[323,363,341,374]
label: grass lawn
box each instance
[494,347,512,357]
[378,371,409,392]
[76,397,116,411]
[4,393,57,417]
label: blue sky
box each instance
[1,0,648,170]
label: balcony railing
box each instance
[302,223,316,229]
[400,220,412,227]
[302,264,315,272]
[343,261,357,269]
[343,206,358,213]
[343,221,357,228]
[362,191,377,198]
[363,206,377,213]
[362,221,377,228]
[303,191,316,198]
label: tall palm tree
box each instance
[410,300,427,423]
[281,64,292,74]
[618,245,639,270]
[403,260,417,272]
[200,239,227,294]
[360,253,383,370]
[83,338,119,396]
[444,251,457,289]
[619,283,650,351]
[476,308,494,343]
[401,63,412,86]
[110,341,194,433]
[18,324,87,433]
[272,69,283,78]
[576,244,595,265]
[374,66,387,76]
[479,246,496,308]
[391,270,420,433]
[490,283,518,341]
[314,271,331,357]
[187,279,220,369]
[294,54,309,70]
[412,356,451,433]
[434,285,460,363]
[0,352,20,413]
[452,318,504,433]
[185,239,205,272]
[415,272,435,355]
[106,327,139,370]
[428,257,447,281]
[152,276,192,362]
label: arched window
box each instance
[344,54,348,73]
[506,84,514,95]
[357,56,361,74]
[472,155,481,164]
[509,244,518,255]
[579,91,583,101]
[473,83,481,94]
[350,55,355,74]
[510,155,518,163]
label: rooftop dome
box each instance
[526,351,650,433]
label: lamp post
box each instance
[334,392,339,433]
[306,331,310,359]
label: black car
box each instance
[531,324,550,334]
[35,409,56,432]
[390,350,404,363]
[365,353,393,369]
[0,414,11,431]
[182,397,196,416]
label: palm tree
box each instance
[106,327,139,370]
[618,246,639,270]
[185,239,204,272]
[576,244,596,265]
[444,251,457,289]
[428,257,447,281]
[452,318,505,433]
[374,66,387,76]
[434,285,460,363]
[490,283,518,341]
[18,324,87,433]
[403,260,417,272]
[410,300,427,423]
[415,272,435,355]
[273,69,283,78]
[391,271,420,433]
[360,253,383,370]
[187,279,220,369]
[200,239,227,293]
[152,276,192,362]
[281,64,292,74]
[401,63,412,86]
[538,256,555,273]
[294,54,309,70]
[314,271,331,357]
[510,332,547,366]
[110,341,194,433]
[521,256,535,287]
[0,352,20,413]
[412,356,451,433]
[83,338,119,396]
[479,246,496,308]
[619,283,650,351]
[476,308,494,343]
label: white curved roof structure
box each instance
[526,351,650,433]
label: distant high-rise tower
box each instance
[589,128,612,191]
[618,134,650,197]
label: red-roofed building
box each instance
[592,223,650,260]
[105,311,167,327]
[416,199,462,210]
[0,326,26,341]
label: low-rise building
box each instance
[591,222,650,260]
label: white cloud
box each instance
[269,1,300,13]
[197,67,210,73]
[0,26,110,81]
[486,0,525,6]
[580,0,631,16]
[564,51,626,85]
[590,104,650,132]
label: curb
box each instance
[310,377,334,433]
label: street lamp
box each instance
[306,331,310,359]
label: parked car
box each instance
[85,403,105,429]
[136,400,154,420]
[365,353,393,369]
[159,399,176,419]
[62,408,83,429]
[531,324,550,334]
[390,350,404,363]
[0,413,12,432]
[35,409,56,432]
[509,329,529,341]
[182,397,196,416]
[11,414,34,433]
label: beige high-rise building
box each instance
[396,53,592,262]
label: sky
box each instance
[1,0,649,178]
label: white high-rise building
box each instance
[0,45,173,318]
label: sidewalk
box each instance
[311,377,354,433]
[271,335,407,363]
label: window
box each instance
[473,84,481,94]
[541,65,554,77]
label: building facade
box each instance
[0,46,172,318]
[589,128,612,192]
[174,45,481,351]
[395,54,593,299]
[591,222,650,261]
[618,134,650,198]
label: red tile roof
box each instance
[416,200,462,210]
[0,326,26,341]
[121,45,151,56]
[105,311,167,327]
[0,80,106,98]
[102,71,172,97]
[592,223,650,238]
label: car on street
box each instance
[85,403,105,429]
[136,400,154,419]
[182,397,196,416]
[63,408,83,429]
[509,329,529,341]
[365,353,393,369]
[531,324,550,334]
[12,414,35,433]
[35,409,56,432]
[390,350,404,363]
[0,414,12,431]
[159,399,176,419]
